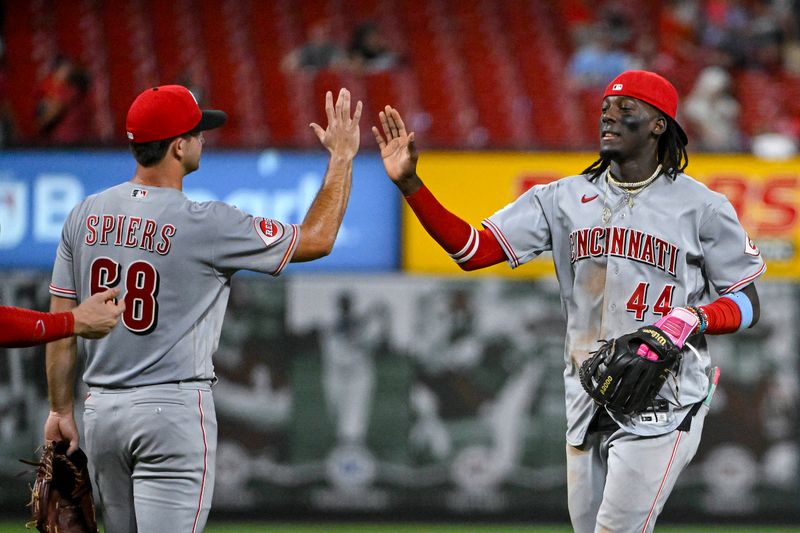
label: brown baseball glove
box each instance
[22,441,98,533]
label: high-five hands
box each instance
[311,88,363,160]
[372,106,422,195]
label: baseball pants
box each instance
[566,404,708,533]
[83,381,217,533]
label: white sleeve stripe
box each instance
[271,224,298,277]
[454,229,481,264]
[448,227,477,260]
[482,218,519,268]
[49,284,77,299]
[720,262,766,294]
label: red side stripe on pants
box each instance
[642,431,682,532]
[192,390,208,533]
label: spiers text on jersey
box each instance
[83,214,175,255]
[569,226,679,276]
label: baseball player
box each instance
[373,70,764,532]
[1,288,123,347]
[44,85,362,532]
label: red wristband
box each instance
[699,297,741,335]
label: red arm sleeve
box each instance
[0,306,74,348]
[405,185,506,270]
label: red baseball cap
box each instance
[125,85,227,143]
[603,70,688,145]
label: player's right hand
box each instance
[372,105,421,194]
[72,288,125,339]
[44,410,79,455]
[310,88,363,160]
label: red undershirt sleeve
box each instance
[405,185,506,271]
[0,307,75,348]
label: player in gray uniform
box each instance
[45,85,362,532]
[373,70,764,532]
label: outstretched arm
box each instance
[372,106,505,270]
[0,288,123,348]
[292,88,363,262]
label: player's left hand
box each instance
[310,88,363,160]
[44,411,80,455]
[372,105,419,186]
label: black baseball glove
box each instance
[579,325,682,415]
[23,441,98,533]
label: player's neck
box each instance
[132,164,185,191]
[608,160,660,184]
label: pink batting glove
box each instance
[637,307,698,360]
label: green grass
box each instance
[2,522,799,532]
[200,525,799,533]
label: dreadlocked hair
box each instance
[581,118,689,181]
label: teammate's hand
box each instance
[310,88,363,160]
[72,288,125,339]
[372,105,421,195]
[44,410,79,455]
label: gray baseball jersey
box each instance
[49,180,298,532]
[483,171,765,447]
[50,181,298,387]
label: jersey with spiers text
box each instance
[50,181,298,387]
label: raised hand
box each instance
[372,106,421,194]
[310,88,363,160]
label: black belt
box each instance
[588,401,702,434]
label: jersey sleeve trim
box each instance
[49,284,77,299]
[481,218,519,268]
[271,224,299,277]
[719,262,766,294]
[451,227,480,264]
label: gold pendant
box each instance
[626,194,634,208]
[601,207,611,224]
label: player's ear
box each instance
[653,115,667,136]
[171,136,187,160]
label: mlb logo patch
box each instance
[612,83,623,91]
[255,217,284,247]
[131,188,149,199]
[745,234,760,256]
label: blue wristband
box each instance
[722,291,754,331]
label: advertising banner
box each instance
[0,150,399,272]
[405,153,800,278]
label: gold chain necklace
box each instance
[607,164,663,190]
[606,164,662,208]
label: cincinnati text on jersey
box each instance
[83,214,176,255]
[569,226,679,277]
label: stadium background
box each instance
[1,0,799,530]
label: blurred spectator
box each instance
[683,66,743,151]
[560,0,595,49]
[700,0,751,68]
[747,0,786,72]
[35,55,92,145]
[282,20,347,73]
[566,22,632,90]
[657,0,701,65]
[348,22,399,73]
[596,1,634,49]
